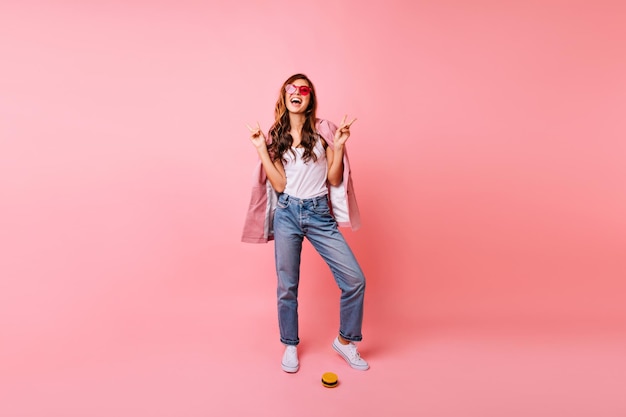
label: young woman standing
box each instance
[245,73,368,373]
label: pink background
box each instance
[1,1,625,416]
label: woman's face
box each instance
[284,79,312,114]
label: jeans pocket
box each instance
[277,194,289,209]
[313,199,331,215]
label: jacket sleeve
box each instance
[317,119,362,231]
[241,160,275,243]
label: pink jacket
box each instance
[241,119,362,243]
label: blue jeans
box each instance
[273,193,366,346]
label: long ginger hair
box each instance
[268,74,322,164]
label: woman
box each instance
[245,73,368,373]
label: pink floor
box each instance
[2,285,624,417]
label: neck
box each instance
[289,113,306,133]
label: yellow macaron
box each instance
[321,372,338,388]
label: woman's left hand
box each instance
[334,115,357,147]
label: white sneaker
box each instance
[332,337,369,370]
[281,345,299,373]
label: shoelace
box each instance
[345,344,361,360]
[284,347,298,360]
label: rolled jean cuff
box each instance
[280,338,299,346]
[339,331,363,343]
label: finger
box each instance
[340,115,347,127]
[346,118,357,127]
[246,123,255,132]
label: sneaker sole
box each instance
[281,363,299,373]
[332,341,370,371]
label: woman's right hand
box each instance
[247,122,267,150]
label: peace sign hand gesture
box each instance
[247,122,267,150]
[334,115,357,147]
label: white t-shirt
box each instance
[283,138,328,199]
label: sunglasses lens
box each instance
[286,84,311,96]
